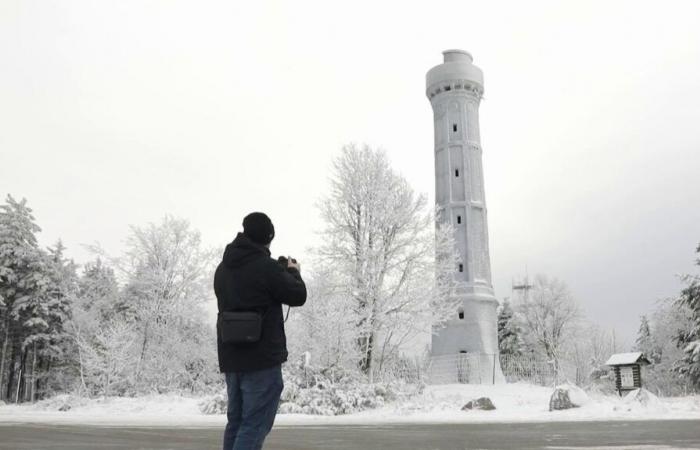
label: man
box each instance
[214,212,306,450]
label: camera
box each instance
[277,256,297,267]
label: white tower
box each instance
[426,50,502,381]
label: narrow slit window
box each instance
[457,215,462,224]
[453,124,458,132]
[455,169,459,177]
[458,264,463,273]
[458,311,464,320]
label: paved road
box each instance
[1,420,699,449]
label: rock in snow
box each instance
[549,388,578,411]
[558,384,591,407]
[461,397,496,411]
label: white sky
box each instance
[2,0,699,345]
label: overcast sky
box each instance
[2,0,699,345]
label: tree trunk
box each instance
[14,368,22,403]
[30,342,37,402]
[5,339,17,400]
[358,332,375,376]
[35,356,49,400]
[0,317,10,401]
[135,323,150,384]
[18,347,27,403]
[75,333,87,396]
[367,332,374,382]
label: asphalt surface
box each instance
[1,420,700,449]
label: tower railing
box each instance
[425,353,578,386]
[371,353,579,387]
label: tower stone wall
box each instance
[427,50,502,380]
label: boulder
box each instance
[558,384,590,407]
[549,388,578,411]
[461,397,496,411]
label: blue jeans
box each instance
[223,365,284,450]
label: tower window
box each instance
[455,169,459,177]
[457,215,461,224]
[458,264,463,273]
[458,311,464,320]
[453,124,458,132]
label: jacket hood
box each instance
[222,232,271,268]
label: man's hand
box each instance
[287,256,300,272]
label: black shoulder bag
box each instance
[218,310,265,344]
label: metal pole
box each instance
[15,368,21,403]
[492,354,496,384]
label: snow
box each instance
[0,384,698,427]
[605,352,650,366]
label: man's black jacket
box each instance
[214,233,306,373]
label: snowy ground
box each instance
[1,383,699,427]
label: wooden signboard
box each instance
[620,366,634,388]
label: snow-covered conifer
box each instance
[675,244,700,388]
[0,195,57,402]
[497,299,523,357]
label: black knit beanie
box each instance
[242,212,275,245]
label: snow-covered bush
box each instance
[33,394,88,411]
[198,362,420,416]
[277,362,420,416]
[199,393,227,415]
[614,388,667,413]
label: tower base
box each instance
[430,294,505,384]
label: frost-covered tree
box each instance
[635,315,651,351]
[637,298,695,395]
[77,258,120,320]
[72,218,218,395]
[634,315,661,363]
[29,241,77,399]
[0,195,49,401]
[518,274,581,372]
[316,144,462,376]
[285,266,356,372]
[497,299,523,357]
[75,319,136,396]
[675,243,700,389]
[67,258,123,395]
[570,324,616,387]
[0,196,77,402]
[117,216,217,392]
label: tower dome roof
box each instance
[426,49,484,95]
